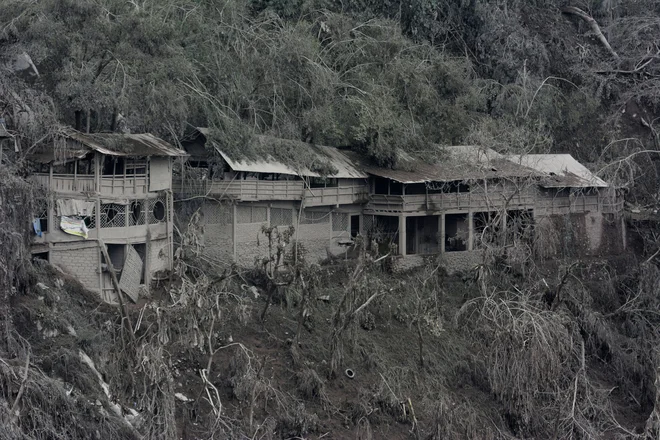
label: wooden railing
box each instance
[100,176,148,196]
[367,190,536,213]
[173,178,368,206]
[32,173,148,196]
[367,191,624,215]
[32,174,95,193]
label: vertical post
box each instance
[168,190,174,270]
[501,210,508,246]
[48,163,55,244]
[468,211,474,251]
[94,153,101,193]
[232,203,237,261]
[621,216,627,250]
[399,214,406,256]
[440,213,445,253]
[49,162,54,191]
[74,160,78,191]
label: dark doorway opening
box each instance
[445,213,468,252]
[350,215,360,238]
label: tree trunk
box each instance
[562,6,619,59]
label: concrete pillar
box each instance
[440,214,445,253]
[398,215,406,256]
[468,211,474,251]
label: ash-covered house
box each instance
[175,129,369,265]
[29,128,187,302]
[175,130,625,271]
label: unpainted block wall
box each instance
[200,201,234,263]
[297,221,332,262]
[234,221,270,266]
[51,244,100,291]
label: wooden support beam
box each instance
[98,239,136,342]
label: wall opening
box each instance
[104,244,126,274]
[152,200,166,222]
[406,215,439,255]
[132,243,147,284]
[32,251,49,262]
[350,215,360,238]
[445,213,468,252]
[368,215,399,255]
[474,211,500,248]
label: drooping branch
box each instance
[562,6,619,59]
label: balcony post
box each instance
[398,214,406,256]
[439,214,445,253]
[468,211,474,251]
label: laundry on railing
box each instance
[32,218,42,237]
[60,216,89,239]
[56,199,95,217]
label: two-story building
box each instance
[29,128,187,302]
[175,128,368,265]
[175,131,625,271]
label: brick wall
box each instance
[51,243,100,291]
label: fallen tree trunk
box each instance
[562,6,619,59]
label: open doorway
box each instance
[474,211,500,248]
[445,213,468,252]
[406,216,440,255]
[350,215,360,238]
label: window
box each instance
[271,207,293,227]
[237,205,267,224]
[126,159,147,175]
[101,204,125,228]
[332,212,349,232]
[152,200,166,222]
[309,177,338,188]
[129,201,145,226]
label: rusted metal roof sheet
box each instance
[508,154,608,188]
[61,127,187,157]
[347,146,538,183]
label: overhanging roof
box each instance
[63,128,187,157]
[31,128,188,163]
[508,154,608,188]
[349,146,538,183]
[194,129,367,179]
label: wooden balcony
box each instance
[366,190,536,214]
[32,173,149,197]
[366,190,624,216]
[173,178,368,207]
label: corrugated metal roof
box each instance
[62,128,187,157]
[508,154,608,188]
[199,131,367,178]
[347,146,538,183]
